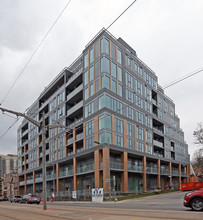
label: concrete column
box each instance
[121,152,128,192]
[73,158,77,191]
[178,164,181,190]
[103,148,110,193]
[33,171,35,194]
[157,160,161,188]
[169,162,172,186]
[94,150,101,188]
[144,129,146,153]
[142,156,147,193]
[56,137,58,161]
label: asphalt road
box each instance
[49,191,188,211]
[0,191,203,220]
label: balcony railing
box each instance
[110,162,123,170]
[172,171,179,176]
[128,165,143,172]
[153,140,163,148]
[19,181,25,186]
[46,174,56,180]
[146,167,158,174]
[77,164,94,174]
[26,179,33,184]
[59,170,73,178]
[181,172,187,177]
[35,177,43,182]
[160,169,169,175]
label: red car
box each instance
[184,189,203,211]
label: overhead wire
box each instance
[0,0,72,106]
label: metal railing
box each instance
[77,164,94,174]
[146,167,158,174]
[59,170,73,178]
[128,165,143,172]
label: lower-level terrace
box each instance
[18,145,190,196]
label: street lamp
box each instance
[0,106,74,210]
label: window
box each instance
[99,132,112,144]
[101,38,109,55]
[89,66,94,82]
[127,123,133,137]
[57,91,65,105]
[146,131,152,143]
[95,61,99,79]
[114,117,123,134]
[118,84,122,97]
[84,53,88,69]
[118,67,122,81]
[84,71,88,86]
[145,115,152,128]
[99,95,104,110]
[89,48,93,64]
[125,72,133,89]
[85,120,94,136]
[99,114,112,130]
[115,135,123,147]
[50,98,56,111]
[145,101,152,113]
[135,79,143,96]
[127,139,134,149]
[101,57,110,74]
[90,84,94,97]
[101,75,110,89]
[135,95,143,108]
[117,49,122,64]
[126,89,134,103]
[86,137,94,149]
[137,126,144,141]
[85,101,94,117]
[111,62,117,79]
[84,88,88,100]
[112,80,117,93]
[127,56,131,66]
[145,86,152,101]
[127,106,134,119]
[136,111,144,124]
[58,106,65,119]
[137,142,144,152]
[50,112,56,124]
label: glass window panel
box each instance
[111,62,117,79]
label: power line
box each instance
[0,118,20,140]
[106,0,137,30]
[0,0,72,106]
[163,67,203,89]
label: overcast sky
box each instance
[0,0,203,159]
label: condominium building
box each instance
[18,29,190,197]
[0,154,18,197]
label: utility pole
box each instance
[0,106,73,210]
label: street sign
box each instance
[105,179,110,182]
[72,191,77,199]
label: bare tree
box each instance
[191,149,203,175]
[193,123,203,147]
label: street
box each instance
[0,191,202,220]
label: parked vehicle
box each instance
[20,194,41,204]
[7,195,13,201]
[184,189,203,211]
[10,195,22,203]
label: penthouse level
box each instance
[18,29,190,197]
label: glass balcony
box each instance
[26,179,33,184]
[153,140,163,148]
[172,170,179,176]
[35,177,43,182]
[128,165,143,172]
[46,174,56,180]
[146,167,158,174]
[77,164,94,174]
[59,170,73,178]
[181,172,187,177]
[110,162,123,170]
[160,169,169,175]
[19,181,25,186]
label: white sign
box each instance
[72,191,77,199]
[92,188,103,202]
